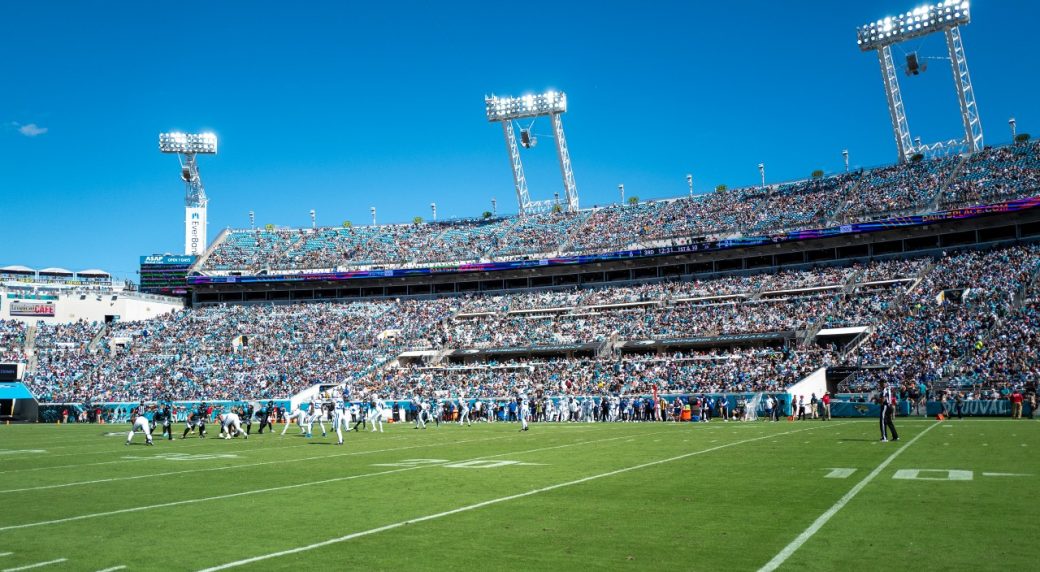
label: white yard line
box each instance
[757,422,939,572]
[196,423,838,571]
[0,428,512,476]
[0,433,522,494]
[0,430,661,533]
[94,566,126,572]
[2,559,67,571]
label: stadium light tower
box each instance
[686,174,693,198]
[857,1,982,162]
[159,132,217,256]
[431,202,437,221]
[1009,117,1016,141]
[843,149,849,172]
[485,90,579,216]
[618,184,624,205]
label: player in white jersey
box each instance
[367,395,386,433]
[219,411,248,440]
[125,404,154,446]
[333,394,351,445]
[280,407,307,436]
[305,400,327,438]
[517,389,529,432]
[457,397,471,426]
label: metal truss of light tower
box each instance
[857,1,982,162]
[485,91,579,216]
[159,132,217,256]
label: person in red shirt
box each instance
[1010,390,1024,419]
[821,393,831,421]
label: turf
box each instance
[0,418,1036,571]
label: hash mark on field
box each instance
[95,567,127,572]
[2,558,67,571]
[0,553,11,557]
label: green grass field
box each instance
[0,418,1036,571]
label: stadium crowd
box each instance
[11,253,961,404]
[941,141,1040,209]
[845,244,1040,390]
[197,143,1040,274]
[0,319,26,362]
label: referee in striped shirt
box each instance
[878,381,899,442]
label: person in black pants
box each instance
[196,403,208,438]
[161,403,173,440]
[879,381,899,442]
[257,401,275,434]
[244,403,255,435]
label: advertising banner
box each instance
[140,255,197,266]
[10,301,55,317]
[185,207,206,256]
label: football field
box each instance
[0,418,1035,571]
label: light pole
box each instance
[686,174,693,198]
[309,209,316,229]
[842,149,849,172]
[159,131,217,256]
[491,198,497,216]
[758,163,765,189]
[248,210,255,230]
[485,90,579,214]
[431,202,437,221]
[370,207,376,226]
[1010,117,1017,141]
[618,184,624,205]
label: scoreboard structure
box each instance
[139,254,196,296]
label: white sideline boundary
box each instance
[757,422,939,572]
[196,423,839,571]
[0,430,666,533]
[0,433,524,495]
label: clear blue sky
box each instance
[2,0,1036,280]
